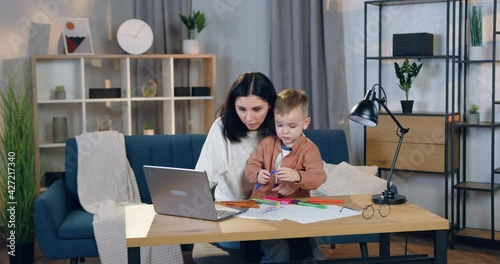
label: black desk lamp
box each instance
[349,84,408,205]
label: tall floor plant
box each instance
[0,73,41,261]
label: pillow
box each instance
[324,162,378,176]
[311,162,386,197]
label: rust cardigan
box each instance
[245,134,326,198]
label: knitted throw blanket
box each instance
[76,131,183,263]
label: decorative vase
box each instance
[9,242,34,264]
[96,116,112,131]
[467,113,480,124]
[54,89,66,99]
[141,79,157,97]
[52,117,68,143]
[400,100,414,114]
[182,39,200,54]
[143,129,154,135]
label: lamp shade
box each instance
[348,90,378,127]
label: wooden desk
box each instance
[125,195,449,263]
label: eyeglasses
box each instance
[340,204,391,219]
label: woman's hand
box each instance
[272,181,299,196]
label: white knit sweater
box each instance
[195,118,259,201]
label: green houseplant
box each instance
[54,84,66,99]
[0,74,42,263]
[394,58,424,113]
[468,104,480,124]
[470,6,482,47]
[180,10,208,54]
[143,122,154,135]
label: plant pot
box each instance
[52,117,68,143]
[9,242,34,264]
[183,39,200,54]
[54,90,66,99]
[467,113,480,124]
[144,129,154,135]
[469,45,491,61]
[400,100,414,114]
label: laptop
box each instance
[143,165,245,221]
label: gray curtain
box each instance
[135,1,191,54]
[133,0,191,134]
[270,0,348,130]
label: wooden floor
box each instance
[1,232,499,263]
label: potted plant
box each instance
[143,122,154,135]
[394,58,424,114]
[469,5,487,60]
[468,104,480,124]
[54,85,66,99]
[180,10,208,54]
[0,74,42,263]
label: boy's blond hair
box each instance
[274,88,308,116]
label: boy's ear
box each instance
[303,116,311,130]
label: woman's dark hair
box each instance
[218,72,277,142]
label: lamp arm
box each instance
[386,131,406,192]
[374,98,409,194]
[376,99,410,134]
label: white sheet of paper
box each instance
[236,204,361,223]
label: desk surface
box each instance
[125,195,449,248]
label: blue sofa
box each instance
[34,129,377,263]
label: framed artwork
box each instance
[61,18,94,55]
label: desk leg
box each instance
[379,233,390,257]
[434,230,448,264]
[128,247,140,264]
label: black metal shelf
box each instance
[454,121,500,128]
[454,181,500,192]
[366,55,454,60]
[455,228,500,244]
[363,0,456,222]
[366,0,449,6]
[455,59,500,64]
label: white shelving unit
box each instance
[32,54,216,174]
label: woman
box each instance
[192,72,323,263]
[195,72,300,202]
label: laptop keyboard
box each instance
[216,209,236,219]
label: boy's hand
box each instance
[272,181,299,196]
[276,167,301,183]
[257,169,271,184]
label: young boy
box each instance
[245,88,326,199]
[244,88,326,262]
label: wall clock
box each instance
[117,19,154,54]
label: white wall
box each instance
[0,0,133,60]
[193,0,270,108]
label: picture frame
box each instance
[61,17,94,55]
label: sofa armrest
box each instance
[35,180,69,244]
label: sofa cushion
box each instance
[312,162,386,196]
[58,209,95,239]
[324,163,378,176]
